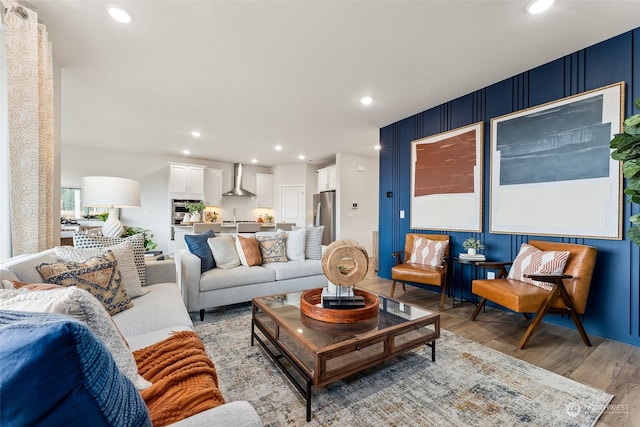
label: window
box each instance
[60,187,108,220]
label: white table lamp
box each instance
[81,176,141,237]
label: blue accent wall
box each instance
[379,28,640,346]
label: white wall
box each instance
[272,163,314,224]
[336,153,379,255]
[61,144,271,254]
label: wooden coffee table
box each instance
[251,289,440,421]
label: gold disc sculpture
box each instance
[300,239,379,323]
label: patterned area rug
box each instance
[193,305,612,426]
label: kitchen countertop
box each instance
[173,223,276,230]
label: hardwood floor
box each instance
[358,273,640,426]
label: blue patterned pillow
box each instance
[184,229,216,272]
[0,310,151,426]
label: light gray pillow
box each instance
[294,226,324,260]
[55,240,147,299]
[207,235,241,269]
[277,228,305,261]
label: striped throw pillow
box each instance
[408,237,448,267]
[507,243,570,291]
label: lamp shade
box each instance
[81,176,141,208]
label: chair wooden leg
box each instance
[438,280,449,311]
[554,284,592,346]
[518,290,558,349]
[470,298,487,320]
[402,282,406,292]
[391,280,397,297]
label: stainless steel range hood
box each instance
[223,163,256,197]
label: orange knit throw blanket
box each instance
[133,331,225,427]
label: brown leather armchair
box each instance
[470,240,597,349]
[391,233,450,311]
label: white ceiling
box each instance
[23,0,640,167]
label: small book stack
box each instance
[459,253,486,261]
[321,287,365,309]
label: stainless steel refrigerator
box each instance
[313,191,336,245]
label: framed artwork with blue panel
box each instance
[489,82,624,239]
[411,122,484,232]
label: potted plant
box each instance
[462,237,484,255]
[610,97,640,246]
[122,226,158,251]
[185,201,206,222]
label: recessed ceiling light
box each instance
[298,155,305,160]
[525,0,555,14]
[191,130,201,137]
[275,145,283,151]
[107,5,133,23]
[251,158,258,163]
[374,145,381,151]
[182,150,190,155]
[360,96,373,105]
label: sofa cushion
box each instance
[408,237,448,267]
[199,266,275,292]
[278,228,306,261]
[294,226,324,260]
[0,310,151,427]
[0,287,151,390]
[55,240,147,298]
[184,230,216,273]
[1,248,58,283]
[256,232,288,263]
[235,234,262,267]
[208,235,241,269]
[507,243,570,291]
[112,282,193,350]
[262,260,323,281]
[36,251,132,316]
[74,233,147,286]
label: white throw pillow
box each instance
[293,226,324,260]
[277,228,306,261]
[0,287,151,390]
[55,240,147,298]
[208,235,241,269]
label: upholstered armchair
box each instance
[391,233,450,311]
[470,240,597,349]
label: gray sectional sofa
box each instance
[179,228,329,320]
[181,249,328,320]
[0,248,262,426]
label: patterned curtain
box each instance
[1,0,54,256]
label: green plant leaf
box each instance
[624,114,640,136]
[635,98,640,111]
[628,225,640,246]
[623,160,640,178]
[630,213,640,224]
[615,133,640,153]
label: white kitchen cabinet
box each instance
[169,163,205,200]
[316,165,336,192]
[204,168,223,206]
[255,173,273,208]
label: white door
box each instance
[280,185,305,226]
